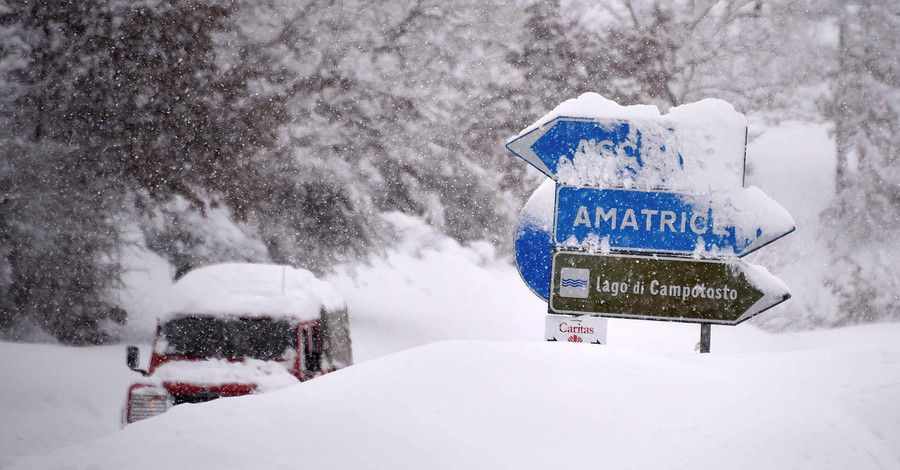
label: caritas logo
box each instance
[546,314,607,345]
[559,322,594,335]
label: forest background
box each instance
[0,0,897,344]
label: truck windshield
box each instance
[160,316,297,360]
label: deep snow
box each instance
[3,324,900,470]
[4,217,900,469]
[3,121,896,469]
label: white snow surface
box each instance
[684,185,796,257]
[4,325,900,470]
[147,358,300,393]
[712,185,795,251]
[161,263,345,321]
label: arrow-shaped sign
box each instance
[554,186,795,257]
[506,117,677,181]
[549,251,790,325]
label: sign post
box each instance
[699,323,711,353]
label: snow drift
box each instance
[6,325,900,470]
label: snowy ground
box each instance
[3,317,900,469]
[4,228,900,469]
[4,121,899,469]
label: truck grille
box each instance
[127,386,171,423]
[172,391,221,405]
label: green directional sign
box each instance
[550,251,790,325]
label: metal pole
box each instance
[699,323,711,353]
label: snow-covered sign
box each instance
[549,252,790,325]
[554,186,795,257]
[506,93,747,190]
[505,117,674,181]
[510,93,794,327]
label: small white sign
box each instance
[546,314,608,344]
[559,267,590,298]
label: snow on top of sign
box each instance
[714,186,795,253]
[678,186,796,258]
[161,263,345,321]
[519,93,747,191]
[741,261,791,298]
[668,99,747,191]
[517,92,662,135]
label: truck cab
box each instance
[123,263,352,424]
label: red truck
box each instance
[123,263,352,424]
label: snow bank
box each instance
[0,343,134,467]
[3,198,899,470]
[0,117,863,468]
[162,263,346,321]
[7,326,900,470]
[328,212,545,361]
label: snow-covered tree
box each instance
[257,0,530,248]
[0,139,124,343]
[820,0,900,324]
[0,1,126,343]
[555,0,826,113]
[0,0,295,341]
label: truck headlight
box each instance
[126,385,171,424]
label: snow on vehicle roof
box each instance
[160,263,345,322]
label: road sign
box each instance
[549,251,790,325]
[507,95,793,350]
[545,314,607,344]
[506,117,677,181]
[514,181,555,300]
[554,186,795,257]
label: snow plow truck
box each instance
[123,263,352,424]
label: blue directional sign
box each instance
[505,117,677,181]
[554,186,794,257]
[514,182,555,301]
[507,97,795,335]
